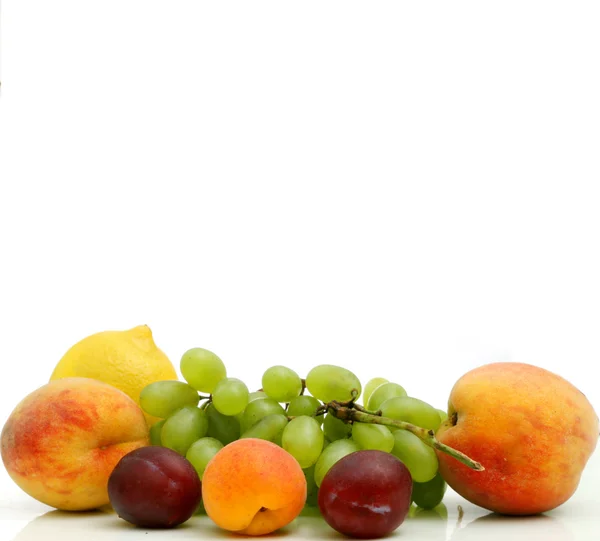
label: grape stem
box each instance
[352,403,382,416]
[200,396,212,410]
[324,394,484,472]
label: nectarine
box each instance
[201,438,307,535]
[436,362,598,515]
[1,377,149,511]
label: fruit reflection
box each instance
[449,512,574,541]
[403,503,448,541]
[409,502,448,521]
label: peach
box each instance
[1,377,149,511]
[201,438,307,535]
[436,362,599,515]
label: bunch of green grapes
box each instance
[139,350,448,513]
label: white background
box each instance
[1,3,600,541]
[1,2,600,430]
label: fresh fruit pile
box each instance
[135,347,479,536]
[1,326,598,540]
[144,351,460,494]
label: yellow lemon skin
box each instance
[50,325,177,425]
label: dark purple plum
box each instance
[318,449,412,538]
[108,446,201,528]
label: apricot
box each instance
[201,438,306,535]
[1,377,149,511]
[436,362,599,515]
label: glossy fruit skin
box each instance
[318,450,412,539]
[108,446,201,528]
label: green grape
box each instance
[305,364,362,403]
[303,465,319,507]
[249,391,267,402]
[391,429,438,483]
[194,499,207,516]
[412,472,447,509]
[314,439,360,487]
[351,422,394,452]
[282,416,324,468]
[206,403,240,445]
[149,420,165,446]
[234,391,269,425]
[436,409,448,423]
[380,396,441,431]
[366,382,407,411]
[287,395,323,424]
[140,381,200,418]
[180,347,227,393]
[362,377,389,407]
[273,430,284,447]
[241,398,285,432]
[262,365,302,402]
[240,413,288,442]
[234,391,268,423]
[160,406,208,455]
[185,437,223,479]
[212,377,249,416]
[323,413,351,441]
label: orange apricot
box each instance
[202,438,307,535]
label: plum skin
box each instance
[318,449,413,539]
[108,446,202,528]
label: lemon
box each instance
[50,325,177,424]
